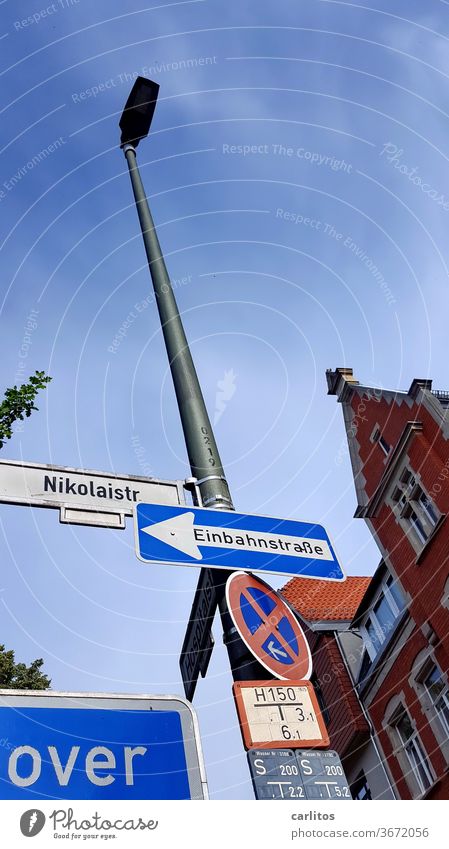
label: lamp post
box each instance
[120,77,264,682]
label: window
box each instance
[386,574,405,611]
[358,648,373,682]
[350,770,372,800]
[392,468,439,547]
[412,654,449,766]
[371,426,390,456]
[418,492,438,526]
[365,616,382,655]
[359,574,406,674]
[408,509,428,544]
[393,709,433,794]
[373,594,397,636]
[423,665,449,737]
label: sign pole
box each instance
[122,142,264,682]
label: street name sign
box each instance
[248,748,350,800]
[135,503,344,580]
[233,681,329,749]
[0,459,184,528]
[180,568,216,701]
[226,572,312,680]
[0,690,207,800]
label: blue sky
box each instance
[1,0,449,798]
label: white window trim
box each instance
[398,731,433,795]
[370,424,381,443]
[360,575,406,662]
[418,492,439,526]
[424,675,449,735]
[407,508,428,545]
[384,697,435,798]
[388,465,440,553]
[370,423,390,456]
[410,651,449,765]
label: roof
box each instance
[281,576,371,622]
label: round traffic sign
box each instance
[225,571,312,680]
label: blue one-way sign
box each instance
[0,691,207,800]
[135,504,344,581]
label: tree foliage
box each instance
[0,371,52,688]
[0,370,52,449]
[0,644,51,690]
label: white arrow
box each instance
[267,641,288,659]
[141,511,202,559]
[140,511,333,561]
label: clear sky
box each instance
[1,0,448,799]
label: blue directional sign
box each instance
[0,691,207,800]
[135,504,344,581]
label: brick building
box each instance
[321,368,449,799]
[281,576,395,799]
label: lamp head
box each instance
[119,76,160,148]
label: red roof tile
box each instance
[280,576,371,622]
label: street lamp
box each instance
[119,76,160,148]
[120,77,231,512]
[119,78,264,686]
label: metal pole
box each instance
[123,143,264,680]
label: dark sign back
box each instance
[247,748,351,800]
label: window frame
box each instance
[370,424,391,456]
[423,665,449,737]
[390,705,434,796]
[359,574,406,663]
[409,651,449,769]
[390,465,439,550]
[350,769,372,800]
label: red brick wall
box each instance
[364,627,449,799]
[307,629,369,757]
[349,388,449,661]
[345,385,449,797]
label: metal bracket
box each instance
[59,505,126,529]
[192,475,233,509]
[195,474,228,486]
[202,494,233,508]
[184,476,232,509]
[184,477,203,507]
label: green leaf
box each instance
[0,370,52,449]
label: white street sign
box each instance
[136,504,344,580]
[141,510,334,562]
[233,681,330,750]
[0,459,184,528]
